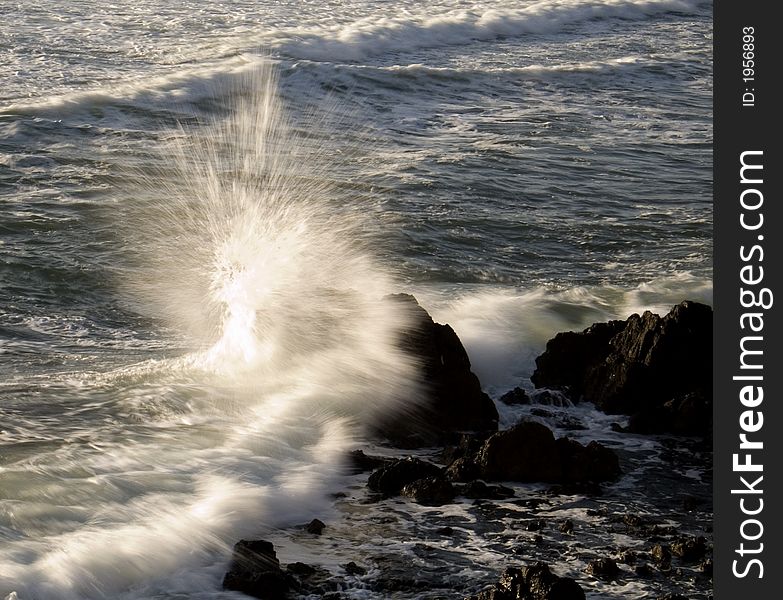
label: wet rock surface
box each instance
[467,563,586,600]
[222,540,290,599]
[474,422,620,484]
[374,294,499,446]
[531,301,712,436]
[367,457,444,496]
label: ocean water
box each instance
[0,1,712,599]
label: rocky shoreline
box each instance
[221,297,713,599]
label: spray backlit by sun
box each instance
[123,63,418,420]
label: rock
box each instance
[530,389,573,407]
[367,457,443,496]
[670,536,707,562]
[559,520,574,535]
[499,387,531,405]
[347,449,390,473]
[525,519,546,532]
[375,294,499,446]
[437,526,455,536]
[531,302,712,436]
[441,432,492,467]
[584,558,620,579]
[306,518,326,535]
[467,563,585,600]
[344,561,367,576]
[461,480,515,500]
[223,540,290,599]
[446,456,482,482]
[650,544,672,570]
[477,421,562,483]
[555,438,621,483]
[401,475,456,505]
[531,320,626,395]
[701,558,713,577]
[475,421,620,484]
[617,550,636,565]
[622,514,644,528]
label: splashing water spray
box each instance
[128,64,419,401]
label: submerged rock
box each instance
[223,540,290,600]
[306,518,326,535]
[531,301,712,436]
[467,563,585,600]
[670,536,707,563]
[499,387,531,405]
[584,557,620,580]
[374,294,499,446]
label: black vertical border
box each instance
[715,2,781,598]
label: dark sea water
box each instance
[1,1,712,598]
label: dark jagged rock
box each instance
[525,519,546,532]
[223,540,290,599]
[467,563,585,600]
[499,387,531,405]
[670,536,707,562]
[367,457,443,496]
[559,520,574,535]
[531,320,626,395]
[650,544,672,570]
[306,518,326,535]
[622,514,644,528]
[401,475,456,505]
[441,432,491,465]
[477,421,562,483]
[446,456,482,482]
[555,438,621,483]
[701,559,713,577]
[347,449,390,473]
[475,421,620,484]
[375,294,499,446]
[531,301,712,436]
[584,558,620,579]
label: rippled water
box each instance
[1,1,712,598]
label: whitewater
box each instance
[1,1,711,598]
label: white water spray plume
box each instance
[124,63,420,417]
[1,64,423,600]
